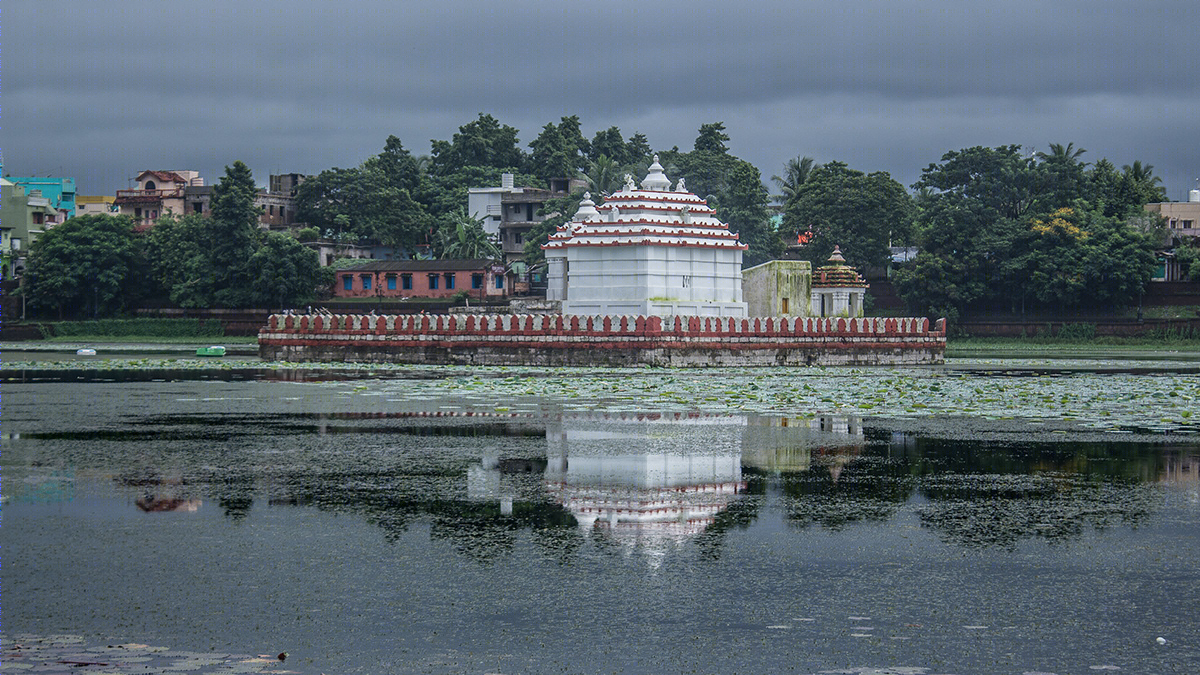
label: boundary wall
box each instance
[259,313,945,366]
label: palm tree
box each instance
[771,156,817,204]
[438,209,500,260]
[1036,142,1087,166]
[1122,160,1161,186]
[584,155,623,197]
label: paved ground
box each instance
[1,634,300,674]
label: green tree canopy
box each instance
[722,161,780,267]
[25,214,142,318]
[783,161,914,271]
[429,113,524,176]
[246,232,330,309]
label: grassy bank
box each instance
[39,334,259,344]
[948,335,1200,356]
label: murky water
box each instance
[3,363,1199,675]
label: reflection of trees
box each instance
[778,456,913,531]
[906,438,1165,549]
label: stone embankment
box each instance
[259,313,945,366]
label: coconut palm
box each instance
[438,209,500,260]
[584,155,623,197]
[771,155,817,204]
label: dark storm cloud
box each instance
[6,0,1198,198]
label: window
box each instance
[472,273,484,289]
[495,275,504,289]
[387,275,397,290]
[781,298,790,314]
[144,180,156,190]
[515,232,524,244]
[192,202,203,213]
[682,275,692,288]
[361,275,372,290]
[445,273,455,289]
[135,207,142,219]
[428,274,439,290]
[402,274,412,290]
[343,276,353,291]
[1183,220,1195,229]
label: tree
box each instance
[1035,142,1088,211]
[295,162,431,249]
[772,155,817,206]
[436,209,500,260]
[583,155,624,197]
[722,161,780,267]
[24,214,142,318]
[143,213,211,308]
[527,116,590,183]
[1120,160,1167,207]
[589,126,629,166]
[206,160,263,307]
[246,232,330,309]
[784,161,914,271]
[429,113,524,177]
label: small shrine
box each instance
[811,246,868,318]
[543,157,747,317]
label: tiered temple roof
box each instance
[813,246,868,288]
[543,156,746,252]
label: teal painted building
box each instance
[8,176,77,220]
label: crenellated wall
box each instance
[258,313,945,366]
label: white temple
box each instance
[543,157,748,317]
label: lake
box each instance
[3,356,1198,674]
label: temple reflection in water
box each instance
[467,412,867,550]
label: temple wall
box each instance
[561,245,746,316]
[258,313,946,366]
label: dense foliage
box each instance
[21,112,1180,321]
[25,214,143,318]
[894,145,1165,322]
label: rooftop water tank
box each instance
[1189,188,1200,203]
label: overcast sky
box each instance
[6,1,1198,200]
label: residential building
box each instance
[2,178,59,277]
[115,170,202,229]
[75,195,119,217]
[333,260,507,300]
[468,173,586,271]
[1145,191,1200,237]
[543,158,747,317]
[116,170,304,230]
[181,173,304,230]
[1144,188,1200,281]
[7,176,77,222]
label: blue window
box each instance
[472,274,483,289]
[495,276,504,289]
[343,276,353,291]
[402,274,412,290]
[387,275,397,290]
[361,275,372,291]
[445,273,455,290]
[428,274,439,290]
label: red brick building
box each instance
[334,260,507,300]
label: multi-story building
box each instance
[1144,188,1200,281]
[115,170,303,230]
[7,176,76,222]
[2,178,60,277]
[75,195,119,217]
[115,170,202,229]
[468,173,585,270]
